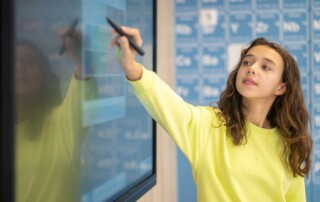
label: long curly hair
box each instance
[16,39,62,139]
[217,37,313,177]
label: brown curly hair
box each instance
[16,39,62,139]
[217,37,313,177]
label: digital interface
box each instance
[14,0,155,201]
[81,0,155,201]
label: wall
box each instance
[138,0,177,201]
[173,0,320,201]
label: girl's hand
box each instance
[58,28,84,79]
[109,26,143,81]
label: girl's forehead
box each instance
[16,45,38,57]
[247,45,278,56]
[246,45,284,67]
[17,45,33,52]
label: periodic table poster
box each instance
[174,0,320,201]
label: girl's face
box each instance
[15,45,43,98]
[235,45,286,102]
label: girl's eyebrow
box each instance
[244,54,277,66]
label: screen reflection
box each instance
[14,0,154,201]
[14,25,95,202]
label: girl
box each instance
[110,27,313,201]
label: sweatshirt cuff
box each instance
[127,64,155,94]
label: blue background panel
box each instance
[311,106,320,201]
[283,12,308,41]
[228,0,252,10]
[200,12,226,42]
[313,10,320,40]
[314,0,320,8]
[175,14,199,43]
[313,43,320,73]
[313,107,320,137]
[176,76,200,105]
[255,12,280,41]
[301,75,310,105]
[256,0,280,10]
[229,13,253,42]
[202,76,226,105]
[283,0,308,9]
[313,105,320,202]
[201,45,226,74]
[313,74,320,105]
[283,43,309,74]
[177,149,197,202]
[200,0,225,10]
[174,0,197,12]
[306,180,311,202]
[175,46,199,75]
[312,151,320,200]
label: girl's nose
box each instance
[247,65,256,75]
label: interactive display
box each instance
[14,0,156,201]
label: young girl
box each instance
[110,27,313,201]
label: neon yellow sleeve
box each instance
[52,74,96,157]
[128,65,213,166]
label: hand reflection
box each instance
[58,23,85,80]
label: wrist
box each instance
[126,62,142,81]
[74,64,86,80]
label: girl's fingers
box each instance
[110,34,121,48]
[118,36,130,52]
[111,27,143,47]
[58,28,69,37]
[121,27,143,46]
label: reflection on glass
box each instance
[14,1,89,201]
[14,0,154,201]
[14,38,89,202]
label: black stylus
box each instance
[106,17,145,56]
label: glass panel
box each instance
[14,0,154,201]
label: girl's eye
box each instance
[262,65,271,71]
[242,60,251,66]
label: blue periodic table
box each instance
[174,0,320,201]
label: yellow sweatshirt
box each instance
[129,66,306,202]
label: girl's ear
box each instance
[275,83,286,96]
